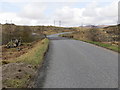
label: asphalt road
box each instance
[35,33,118,88]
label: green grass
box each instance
[78,39,119,53]
[60,34,119,53]
[6,38,49,66]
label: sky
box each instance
[0,0,119,27]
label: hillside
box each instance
[2,24,75,45]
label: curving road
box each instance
[35,33,118,88]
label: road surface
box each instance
[35,33,118,88]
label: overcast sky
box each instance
[0,0,119,27]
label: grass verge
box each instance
[78,39,119,53]
[16,38,49,66]
[60,34,119,53]
[3,38,49,66]
[2,38,49,88]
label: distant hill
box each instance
[80,25,109,28]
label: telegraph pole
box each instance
[54,20,62,27]
[11,20,12,24]
[59,20,61,27]
[6,20,7,24]
[54,20,55,26]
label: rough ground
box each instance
[2,39,49,88]
[2,42,36,61]
[2,63,35,88]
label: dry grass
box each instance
[15,38,49,66]
[2,38,49,88]
[3,39,49,66]
[60,31,119,53]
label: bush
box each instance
[2,24,44,45]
